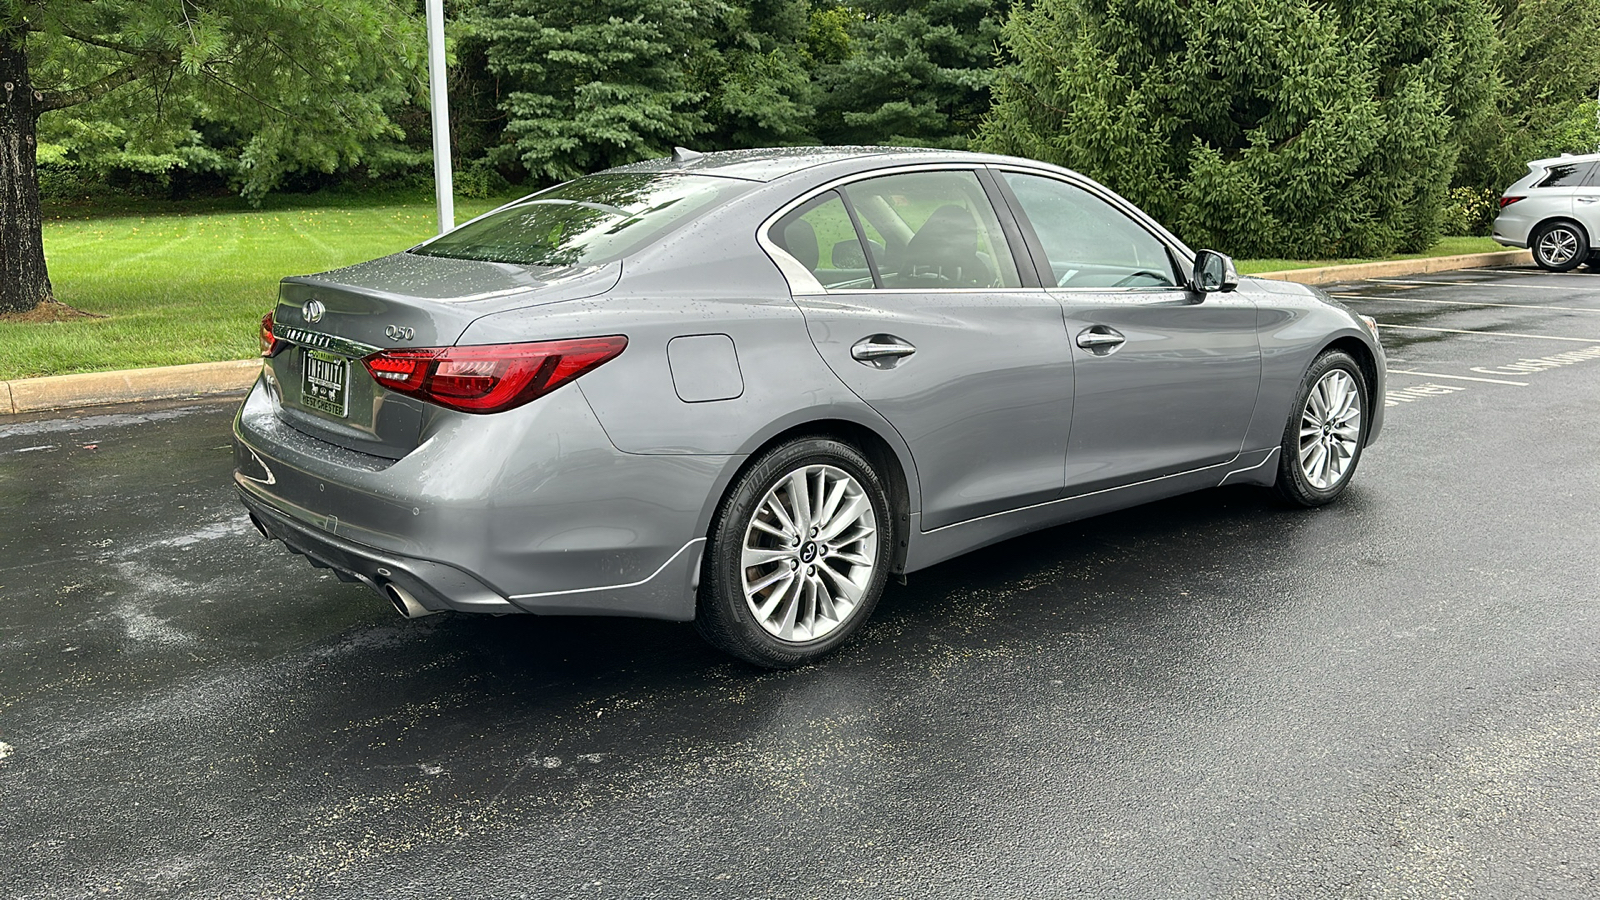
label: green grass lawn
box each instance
[1233,236,1506,275]
[0,195,1512,381]
[0,192,520,380]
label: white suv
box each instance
[1492,152,1600,271]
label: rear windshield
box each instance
[411,173,750,267]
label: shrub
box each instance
[980,0,1499,259]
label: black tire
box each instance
[695,437,893,668]
[1273,350,1369,508]
[1530,220,1589,272]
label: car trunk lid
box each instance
[268,254,620,458]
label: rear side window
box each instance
[1537,163,1594,189]
[413,173,750,268]
[838,170,1024,289]
[771,191,874,291]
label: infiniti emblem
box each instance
[302,299,326,324]
[799,541,818,563]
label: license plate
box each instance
[301,349,350,418]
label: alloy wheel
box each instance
[1298,369,1363,490]
[740,464,879,642]
[1537,226,1581,267]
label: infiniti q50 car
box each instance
[234,147,1385,667]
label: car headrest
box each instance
[778,218,820,271]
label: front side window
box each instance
[1002,172,1180,288]
[413,174,750,268]
[839,170,1024,289]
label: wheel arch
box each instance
[1534,215,1590,242]
[698,417,917,575]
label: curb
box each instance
[1252,248,1533,286]
[2,359,261,415]
[0,248,1539,417]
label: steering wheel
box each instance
[1113,270,1170,287]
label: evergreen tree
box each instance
[1460,0,1600,190]
[980,0,1498,258]
[472,0,721,182]
[696,0,819,148]
[816,0,1009,148]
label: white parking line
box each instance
[1385,369,1529,386]
[1332,294,1600,314]
[1366,278,1583,291]
[1375,324,1600,343]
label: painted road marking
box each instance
[1385,369,1529,386]
[1367,278,1587,292]
[1333,294,1600,315]
[1375,324,1600,343]
[1385,382,1468,407]
[1468,345,1600,376]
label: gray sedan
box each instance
[234,147,1385,667]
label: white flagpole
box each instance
[425,0,454,234]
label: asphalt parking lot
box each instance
[2,266,1598,899]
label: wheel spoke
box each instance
[787,470,813,534]
[812,574,839,623]
[817,494,868,543]
[750,517,790,541]
[747,565,794,596]
[818,561,864,603]
[763,495,798,539]
[753,571,794,621]
[815,477,849,534]
[742,546,793,569]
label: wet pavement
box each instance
[2,266,1598,898]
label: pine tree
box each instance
[472,0,722,182]
[816,0,1010,149]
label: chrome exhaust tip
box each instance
[383,582,438,619]
[247,512,270,539]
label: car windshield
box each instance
[411,173,750,268]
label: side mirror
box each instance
[1193,250,1239,293]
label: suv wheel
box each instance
[1531,221,1588,272]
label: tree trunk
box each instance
[1,34,52,315]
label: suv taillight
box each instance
[1499,196,1524,208]
[363,336,628,414]
[259,312,287,357]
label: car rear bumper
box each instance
[238,485,519,615]
[233,373,727,620]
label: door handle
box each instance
[1076,326,1126,351]
[851,335,916,368]
[1579,197,1599,204]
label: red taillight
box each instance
[1499,196,1524,208]
[362,336,628,414]
[259,311,287,357]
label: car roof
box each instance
[1530,152,1600,168]
[603,146,1000,182]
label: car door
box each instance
[1568,161,1600,240]
[994,169,1262,495]
[769,168,1073,531]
